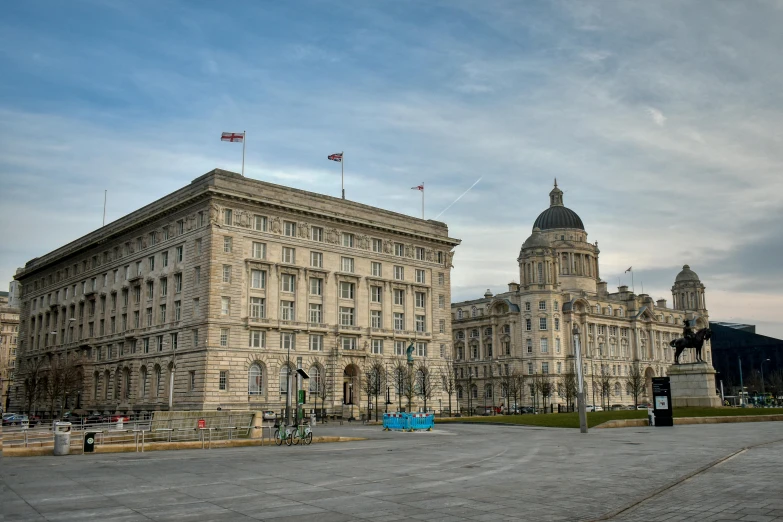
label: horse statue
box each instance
[670,328,712,364]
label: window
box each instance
[143,338,150,354]
[254,215,267,231]
[193,298,200,317]
[542,362,549,375]
[221,297,230,315]
[279,366,290,394]
[340,282,355,299]
[342,233,354,247]
[281,274,296,293]
[415,269,425,284]
[249,330,265,348]
[134,311,140,328]
[525,302,531,312]
[220,328,229,347]
[525,319,532,331]
[439,319,445,333]
[415,315,425,332]
[308,304,322,323]
[372,238,382,252]
[251,269,266,289]
[393,288,405,306]
[175,246,183,262]
[284,221,296,237]
[223,209,233,225]
[416,342,427,357]
[341,257,354,273]
[146,307,153,326]
[162,251,169,267]
[526,339,533,354]
[194,267,200,285]
[219,370,227,390]
[148,256,156,271]
[252,242,266,259]
[341,337,357,350]
[282,247,295,264]
[539,317,547,330]
[415,292,426,308]
[223,237,232,253]
[371,262,382,277]
[192,329,199,347]
[371,286,382,303]
[395,341,406,356]
[555,318,560,331]
[555,338,561,354]
[174,301,181,321]
[394,266,404,280]
[415,247,425,260]
[281,332,295,350]
[310,251,323,268]
[557,362,562,374]
[309,278,323,296]
[171,332,178,351]
[540,338,548,353]
[157,335,164,351]
[539,300,546,311]
[160,304,167,323]
[311,226,323,242]
[339,307,355,326]
[394,312,405,330]
[309,335,323,351]
[394,243,404,256]
[528,362,534,375]
[280,301,295,320]
[371,310,382,328]
[146,281,154,300]
[222,265,232,283]
[195,238,202,255]
[554,301,559,311]
[372,339,383,354]
[438,295,445,309]
[438,272,444,285]
[250,297,265,318]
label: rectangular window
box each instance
[416,342,427,357]
[134,311,140,328]
[160,304,167,323]
[341,257,354,273]
[175,246,183,263]
[371,310,382,328]
[539,317,547,330]
[254,215,267,231]
[148,256,155,271]
[539,300,547,311]
[415,292,426,308]
[395,340,406,356]
[224,237,232,253]
[339,282,355,299]
[309,278,323,296]
[439,319,445,333]
[250,297,265,318]
[415,269,425,284]
[339,307,355,326]
[394,243,404,257]
[175,273,182,292]
[223,209,233,225]
[415,247,425,260]
[309,334,323,351]
[146,281,154,300]
[195,238,202,255]
[143,338,150,354]
[438,272,444,285]
[193,298,200,317]
[370,286,382,303]
[160,277,168,297]
[219,370,227,390]
[249,330,265,348]
[370,262,382,277]
[394,266,404,280]
[540,338,548,353]
[198,212,205,227]
[415,315,425,332]
[526,339,533,353]
[174,300,181,321]
[146,307,153,326]
[342,233,354,247]
[192,328,199,347]
[190,371,196,391]
[438,295,445,309]
[163,226,170,240]
[308,303,322,323]
[280,301,295,320]
[371,339,383,354]
[281,332,294,351]
[393,289,405,306]
[251,269,266,289]
[282,247,295,264]
[300,250,317,268]
[281,274,295,293]
[252,242,266,259]
[162,251,169,267]
[394,312,405,330]
[284,221,296,237]
[220,328,229,347]
[371,238,382,252]
[171,332,178,351]
[221,297,230,315]
[542,362,549,375]
[341,337,357,351]
[157,335,164,352]
[310,226,323,242]
[555,318,560,331]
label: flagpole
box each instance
[341,151,345,200]
[242,130,246,177]
[421,183,424,219]
[631,270,635,294]
[102,190,107,227]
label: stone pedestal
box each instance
[668,363,722,408]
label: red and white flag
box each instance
[328,152,343,162]
[411,184,424,191]
[221,132,244,143]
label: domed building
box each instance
[451,181,710,412]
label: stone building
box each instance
[10,169,460,417]
[451,182,710,412]
[0,290,20,411]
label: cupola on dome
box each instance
[675,264,701,282]
[532,180,585,231]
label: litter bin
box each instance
[53,422,72,456]
[84,432,97,453]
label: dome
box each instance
[532,180,585,231]
[522,227,551,249]
[675,264,700,283]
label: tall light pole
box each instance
[738,356,745,407]
[573,324,588,434]
[285,332,292,425]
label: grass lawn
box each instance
[438,407,783,429]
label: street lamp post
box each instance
[572,324,588,434]
[738,356,745,407]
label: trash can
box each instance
[84,432,97,453]
[53,422,72,456]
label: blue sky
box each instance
[2,1,782,336]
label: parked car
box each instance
[85,414,107,424]
[109,414,131,423]
[262,411,277,420]
[636,404,651,410]
[2,414,29,426]
[585,405,604,412]
[519,407,536,414]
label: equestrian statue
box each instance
[669,319,712,364]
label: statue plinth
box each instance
[668,362,722,408]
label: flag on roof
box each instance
[328,152,343,162]
[221,132,244,143]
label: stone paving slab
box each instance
[2,422,782,521]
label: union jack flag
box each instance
[327,152,343,162]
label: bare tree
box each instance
[22,357,48,414]
[44,355,83,417]
[362,358,386,421]
[594,367,612,410]
[392,358,408,412]
[625,363,645,408]
[768,370,783,407]
[316,368,329,423]
[401,363,416,412]
[440,355,457,416]
[460,366,476,415]
[533,373,554,412]
[500,370,514,413]
[512,370,527,411]
[485,365,498,414]
[559,371,578,412]
[415,360,438,413]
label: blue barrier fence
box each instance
[382,413,434,431]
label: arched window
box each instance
[471,306,478,318]
[471,385,478,399]
[456,331,465,340]
[309,365,321,394]
[248,363,263,395]
[279,366,291,394]
[457,386,463,399]
[457,309,463,319]
[139,367,147,398]
[614,382,621,396]
[485,384,493,399]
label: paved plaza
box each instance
[2,422,782,521]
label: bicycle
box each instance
[291,423,313,445]
[273,424,295,446]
